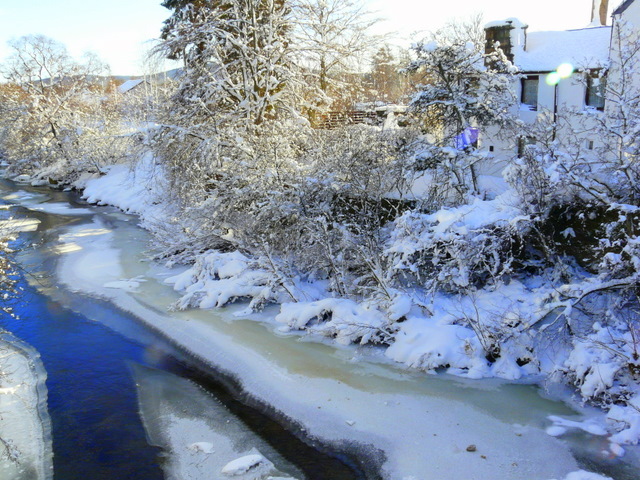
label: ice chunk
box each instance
[0,332,53,480]
[23,202,94,216]
[221,452,268,476]
[556,470,613,480]
[188,442,214,454]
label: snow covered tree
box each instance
[153,0,298,199]
[291,0,380,107]
[152,1,416,304]
[157,0,299,126]
[405,33,516,201]
[431,13,487,50]
[0,35,124,182]
[160,0,213,61]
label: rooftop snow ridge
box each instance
[484,18,528,29]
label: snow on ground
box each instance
[80,153,171,224]
[0,332,53,480]
[51,215,591,480]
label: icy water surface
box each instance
[0,258,165,478]
[0,180,362,479]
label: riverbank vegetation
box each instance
[0,0,639,449]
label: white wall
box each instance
[480,70,608,172]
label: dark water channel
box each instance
[0,179,364,480]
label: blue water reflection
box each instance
[1,280,164,480]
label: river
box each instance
[0,177,639,480]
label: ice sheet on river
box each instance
[53,216,599,479]
[3,190,93,216]
[0,332,53,480]
[21,202,94,216]
[131,364,300,480]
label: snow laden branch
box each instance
[0,35,135,184]
[405,35,517,201]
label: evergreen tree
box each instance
[152,0,309,208]
[158,0,296,125]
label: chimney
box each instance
[484,18,528,63]
[591,0,609,26]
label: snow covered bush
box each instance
[166,250,293,311]
[151,119,426,353]
[276,298,392,345]
[382,192,547,368]
[0,36,132,184]
[385,194,525,294]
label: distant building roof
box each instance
[118,79,145,94]
[517,26,611,71]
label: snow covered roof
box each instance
[118,79,145,94]
[613,0,635,15]
[484,18,528,29]
[516,26,611,71]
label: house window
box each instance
[586,74,606,111]
[517,136,536,157]
[521,76,539,110]
[587,139,594,150]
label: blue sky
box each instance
[0,0,612,76]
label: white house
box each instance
[481,0,640,170]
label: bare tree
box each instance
[431,13,486,48]
[291,0,382,107]
[0,35,123,182]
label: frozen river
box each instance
[1,178,639,479]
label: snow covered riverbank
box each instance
[72,156,640,453]
[52,216,589,479]
[0,169,611,478]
